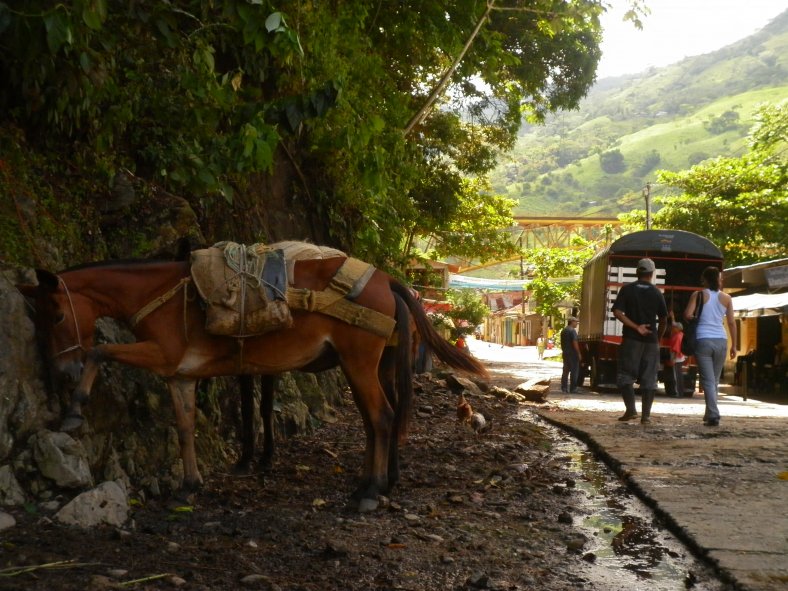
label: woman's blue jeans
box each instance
[695,338,728,422]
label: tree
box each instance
[635,149,661,176]
[703,110,742,135]
[445,289,489,339]
[522,239,597,320]
[0,1,646,269]
[649,101,788,265]
[599,149,627,174]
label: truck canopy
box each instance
[606,230,722,259]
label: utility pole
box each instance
[643,182,652,229]
[519,234,526,344]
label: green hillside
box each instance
[491,9,788,217]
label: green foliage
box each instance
[522,240,596,319]
[599,149,626,174]
[651,101,788,265]
[635,149,661,176]
[703,110,743,135]
[0,1,609,269]
[0,0,304,203]
[0,125,103,267]
[423,178,520,265]
[445,289,489,337]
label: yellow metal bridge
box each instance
[456,215,624,273]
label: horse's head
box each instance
[17,269,96,386]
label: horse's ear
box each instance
[34,269,60,292]
[16,283,39,298]
[174,237,193,261]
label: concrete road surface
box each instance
[468,338,788,591]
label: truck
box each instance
[578,229,724,391]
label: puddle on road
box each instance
[530,415,729,591]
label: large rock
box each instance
[55,481,129,527]
[0,269,56,461]
[31,430,93,489]
[0,465,26,506]
[0,510,15,531]
[514,379,551,403]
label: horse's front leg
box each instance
[259,375,276,472]
[60,348,103,431]
[234,375,275,474]
[167,377,202,491]
[235,375,256,473]
[61,341,171,431]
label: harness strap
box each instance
[286,258,372,311]
[129,277,192,329]
[285,291,396,339]
[285,257,396,339]
[328,257,374,298]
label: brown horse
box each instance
[19,256,485,510]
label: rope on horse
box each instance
[221,242,287,301]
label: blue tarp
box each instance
[448,274,528,291]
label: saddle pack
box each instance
[190,242,395,339]
[191,242,292,337]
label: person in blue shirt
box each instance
[612,258,668,423]
[683,266,737,427]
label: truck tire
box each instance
[590,356,601,388]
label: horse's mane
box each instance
[61,258,178,273]
[60,240,345,274]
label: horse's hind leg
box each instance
[344,363,394,512]
[167,377,203,491]
[378,346,400,490]
[385,291,414,490]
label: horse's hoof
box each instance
[60,414,84,432]
[180,478,203,498]
[232,461,252,475]
[358,497,379,513]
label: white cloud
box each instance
[598,0,787,78]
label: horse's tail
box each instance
[392,291,413,443]
[388,280,488,378]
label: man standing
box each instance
[611,258,668,423]
[560,317,581,393]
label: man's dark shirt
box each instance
[611,280,668,342]
[560,325,579,358]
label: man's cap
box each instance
[637,258,656,273]
[568,316,578,323]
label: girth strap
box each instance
[129,277,192,329]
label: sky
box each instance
[597,0,788,78]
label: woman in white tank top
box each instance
[684,266,737,426]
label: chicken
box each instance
[470,412,486,433]
[470,412,493,435]
[456,392,473,424]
